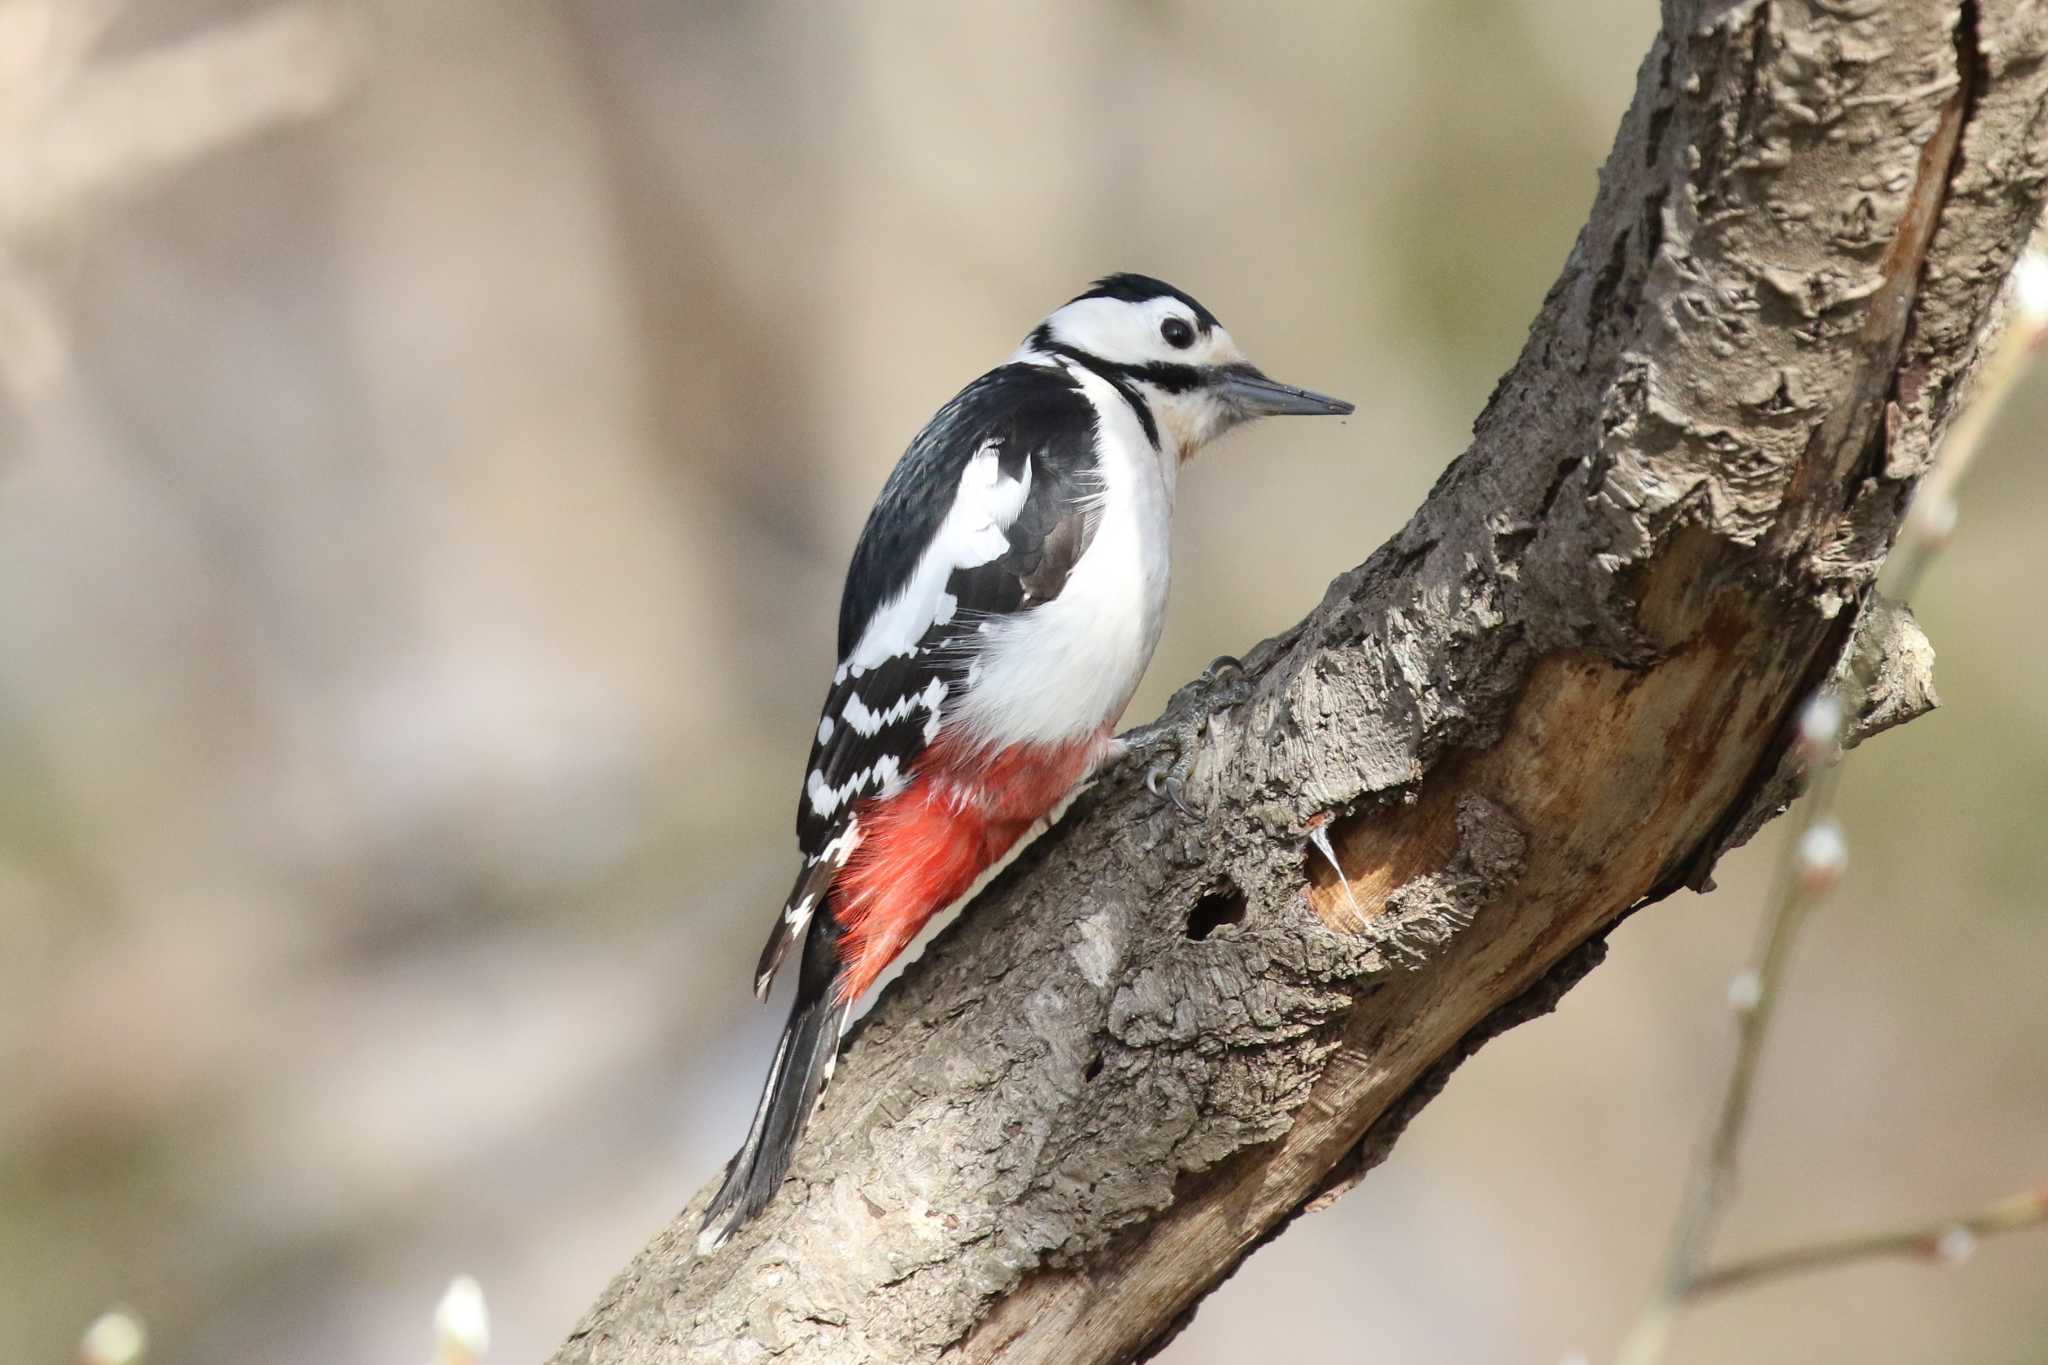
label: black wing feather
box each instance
[709,357,1110,1251]
[800,362,1100,854]
[749,361,1102,996]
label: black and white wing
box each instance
[751,362,1102,996]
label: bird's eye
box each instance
[1160,317,1196,349]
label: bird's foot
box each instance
[1125,655,1252,818]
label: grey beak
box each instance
[1217,365,1354,417]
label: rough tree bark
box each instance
[556,3,2048,1361]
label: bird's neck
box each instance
[1016,340,1202,465]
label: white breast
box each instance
[949,364,1175,750]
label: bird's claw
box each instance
[1132,654,1254,820]
[1201,654,1254,713]
[1144,759,1196,817]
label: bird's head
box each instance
[1021,273,1352,461]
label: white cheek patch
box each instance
[1037,296,1183,365]
[1031,298,1245,371]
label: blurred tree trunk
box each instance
[554,3,2048,1362]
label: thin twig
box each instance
[1612,246,2048,1365]
[1614,710,1847,1365]
[1690,750,1845,1248]
[1690,1187,2048,1299]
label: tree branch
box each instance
[555,3,2048,1361]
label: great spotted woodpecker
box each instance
[699,274,1351,1249]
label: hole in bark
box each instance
[1186,885,1248,940]
[1082,1053,1104,1082]
[1301,794,1464,932]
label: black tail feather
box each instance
[753,854,839,999]
[699,912,848,1252]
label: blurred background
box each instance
[2,2,2042,1362]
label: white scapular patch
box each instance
[842,440,1031,680]
[950,362,1174,748]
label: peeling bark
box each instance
[555,3,2048,1362]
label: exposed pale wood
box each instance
[555,3,2048,1361]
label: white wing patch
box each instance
[806,752,906,821]
[815,820,864,868]
[841,677,949,738]
[841,692,883,735]
[841,441,1031,680]
[805,441,1033,825]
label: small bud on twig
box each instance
[1725,968,1763,1014]
[433,1276,489,1365]
[1794,820,1848,897]
[1907,491,1959,555]
[1794,691,1845,766]
[2010,251,2048,348]
[1933,1225,1978,1265]
[79,1309,146,1365]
